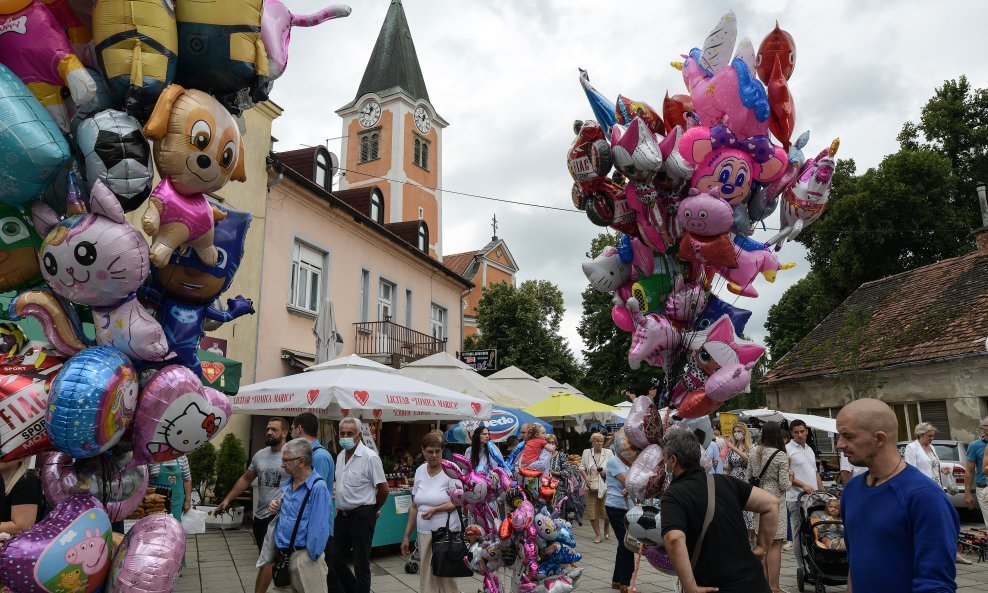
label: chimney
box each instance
[975,184,988,254]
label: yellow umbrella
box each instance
[523,392,619,419]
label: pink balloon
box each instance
[0,494,112,593]
[625,444,665,500]
[106,513,185,593]
[623,396,664,450]
[41,451,148,522]
[675,189,734,237]
[130,366,231,466]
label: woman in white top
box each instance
[579,432,613,543]
[903,422,971,565]
[401,433,462,593]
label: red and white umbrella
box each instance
[232,355,493,421]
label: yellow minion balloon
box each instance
[174,0,268,113]
[93,0,178,122]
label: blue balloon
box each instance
[0,64,71,206]
[579,68,617,139]
[694,294,752,336]
[46,346,139,458]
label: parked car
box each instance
[897,440,968,508]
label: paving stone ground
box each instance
[175,518,988,593]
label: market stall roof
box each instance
[613,401,632,420]
[197,349,242,395]
[487,366,554,407]
[538,376,566,390]
[737,408,838,434]
[524,392,619,420]
[562,383,586,396]
[232,354,492,421]
[396,352,529,409]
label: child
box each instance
[811,498,845,550]
[521,425,555,472]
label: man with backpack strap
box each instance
[291,412,337,592]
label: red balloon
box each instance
[677,232,738,269]
[766,57,796,150]
[676,390,723,419]
[0,347,66,461]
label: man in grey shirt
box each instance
[215,417,290,593]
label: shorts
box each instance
[252,514,276,553]
[585,492,606,520]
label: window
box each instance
[378,279,395,321]
[891,400,951,441]
[417,223,428,252]
[405,290,413,327]
[359,269,370,322]
[369,189,384,224]
[290,241,323,313]
[413,136,430,169]
[430,303,447,341]
[359,131,379,163]
[314,149,331,190]
[418,207,424,220]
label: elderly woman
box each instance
[401,432,461,593]
[579,432,613,543]
[0,457,42,537]
[904,422,971,565]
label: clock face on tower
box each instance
[358,100,381,127]
[414,105,432,133]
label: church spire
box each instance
[354,0,430,103]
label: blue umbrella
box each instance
[445,408,552,444]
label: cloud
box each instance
[270,0,988,364]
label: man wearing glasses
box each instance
[272,438,331,593]
[332,417,388,593]
[965,417,988,526]
[291,413,338,592]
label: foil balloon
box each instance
[0,345,66,461]
[76,109,153,212]
[677,231,737,268]
[695,294,751,335]
[45,346,138,458]
[675,189,734,237]
[662,92,694,135]
[624,504,663,547]
[766,56,795,150]
[755,21,796,83]
[106,513,185,593]
[0,322,27,360]
[627,299,680,371]
[41,451,148,522]
[773,139,840,244]
[92,0,178,122]
[578,68,616,138]
[626,444,666,500]
[0,0,97,131]
[262,1,351,81]
[33,180,169,362]
[143,84,246,267]
[0,63,72,206]
[643,544,675,575]
[8,290,89,356]
[0,493,112,593]
[614,95,664,134]
[0,203,43,292]
[679,124,787,204]
[718,244,795,298]
[665,277,708,325]
[131,366,231,466]
[69,67,119,137]
[623,396,664,450]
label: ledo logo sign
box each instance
[486,409,519,441]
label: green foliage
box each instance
[187,442,217,502]
[764,271,837,361]
[577,233,664,402]
[470,279,583,384]
[213,433,248,502]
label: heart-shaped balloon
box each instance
[0,345,67,461]
[131,365,231,466]
[623,396,665,449]
[0,493,113,593]
[106,513,185,593]
[41,451,148,522]
[45,346,139,458]
[625,444,666,500]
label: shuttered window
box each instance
[919,400,950,436]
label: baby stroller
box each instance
[556,462,586,526]
[403,538,420,574]
[796,491,848,593]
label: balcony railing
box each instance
[353,318,446,365]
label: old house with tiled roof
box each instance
[444,233,520,340]
[762,226,988,449]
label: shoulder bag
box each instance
[692,473,716,569]
[749,449,781,488]
[431,507,473,578]
[272,477,323,587]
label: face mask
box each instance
[339,437,356,451]
[734,433,743,441]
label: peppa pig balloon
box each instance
[45,346,138,458]
[106,513,185,593]
[41,451,148,522]
[131,366,231,466]
[0,493,112,593]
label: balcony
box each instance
[353,318,446,366]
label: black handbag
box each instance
[749,449,781,487]
[272,477,323,587]
[430,507,472,578]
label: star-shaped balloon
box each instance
[694,294,752,335]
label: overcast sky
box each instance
[270,0,988,362]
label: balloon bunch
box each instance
[571,11,840,417]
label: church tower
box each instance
[336,0,448,258]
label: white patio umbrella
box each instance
[487,366,554,407]
[232,354,493,421]
[396,352,530,409]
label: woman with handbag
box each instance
[605,431,640,593]
[401,432,467,593]
[746,422,791,593]
[580,432,613,543]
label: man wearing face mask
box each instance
[332,417,388,593]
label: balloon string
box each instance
[629,542,644,590]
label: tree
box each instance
[577,233,664,403]
[212,433,247,503]
[764,271,837,361]
[187,442,217,502]
[468,279,583,385]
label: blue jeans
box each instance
[606,505,634,586]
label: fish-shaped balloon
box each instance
[662,92,694,134]
[755,22,796,83]
[767,56,796,149]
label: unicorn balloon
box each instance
[262,1,351,81]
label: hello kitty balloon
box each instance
[32,179,170,361]
[130,365,231,466]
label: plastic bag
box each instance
[181,508,207,535]
[256,516,279,567]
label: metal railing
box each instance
[353,318,446,364]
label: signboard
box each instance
[719,412,740,438]
[200,337,228,356]
[459,349,497,371]
[360,422,378,453]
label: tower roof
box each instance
[355,0,430,103]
